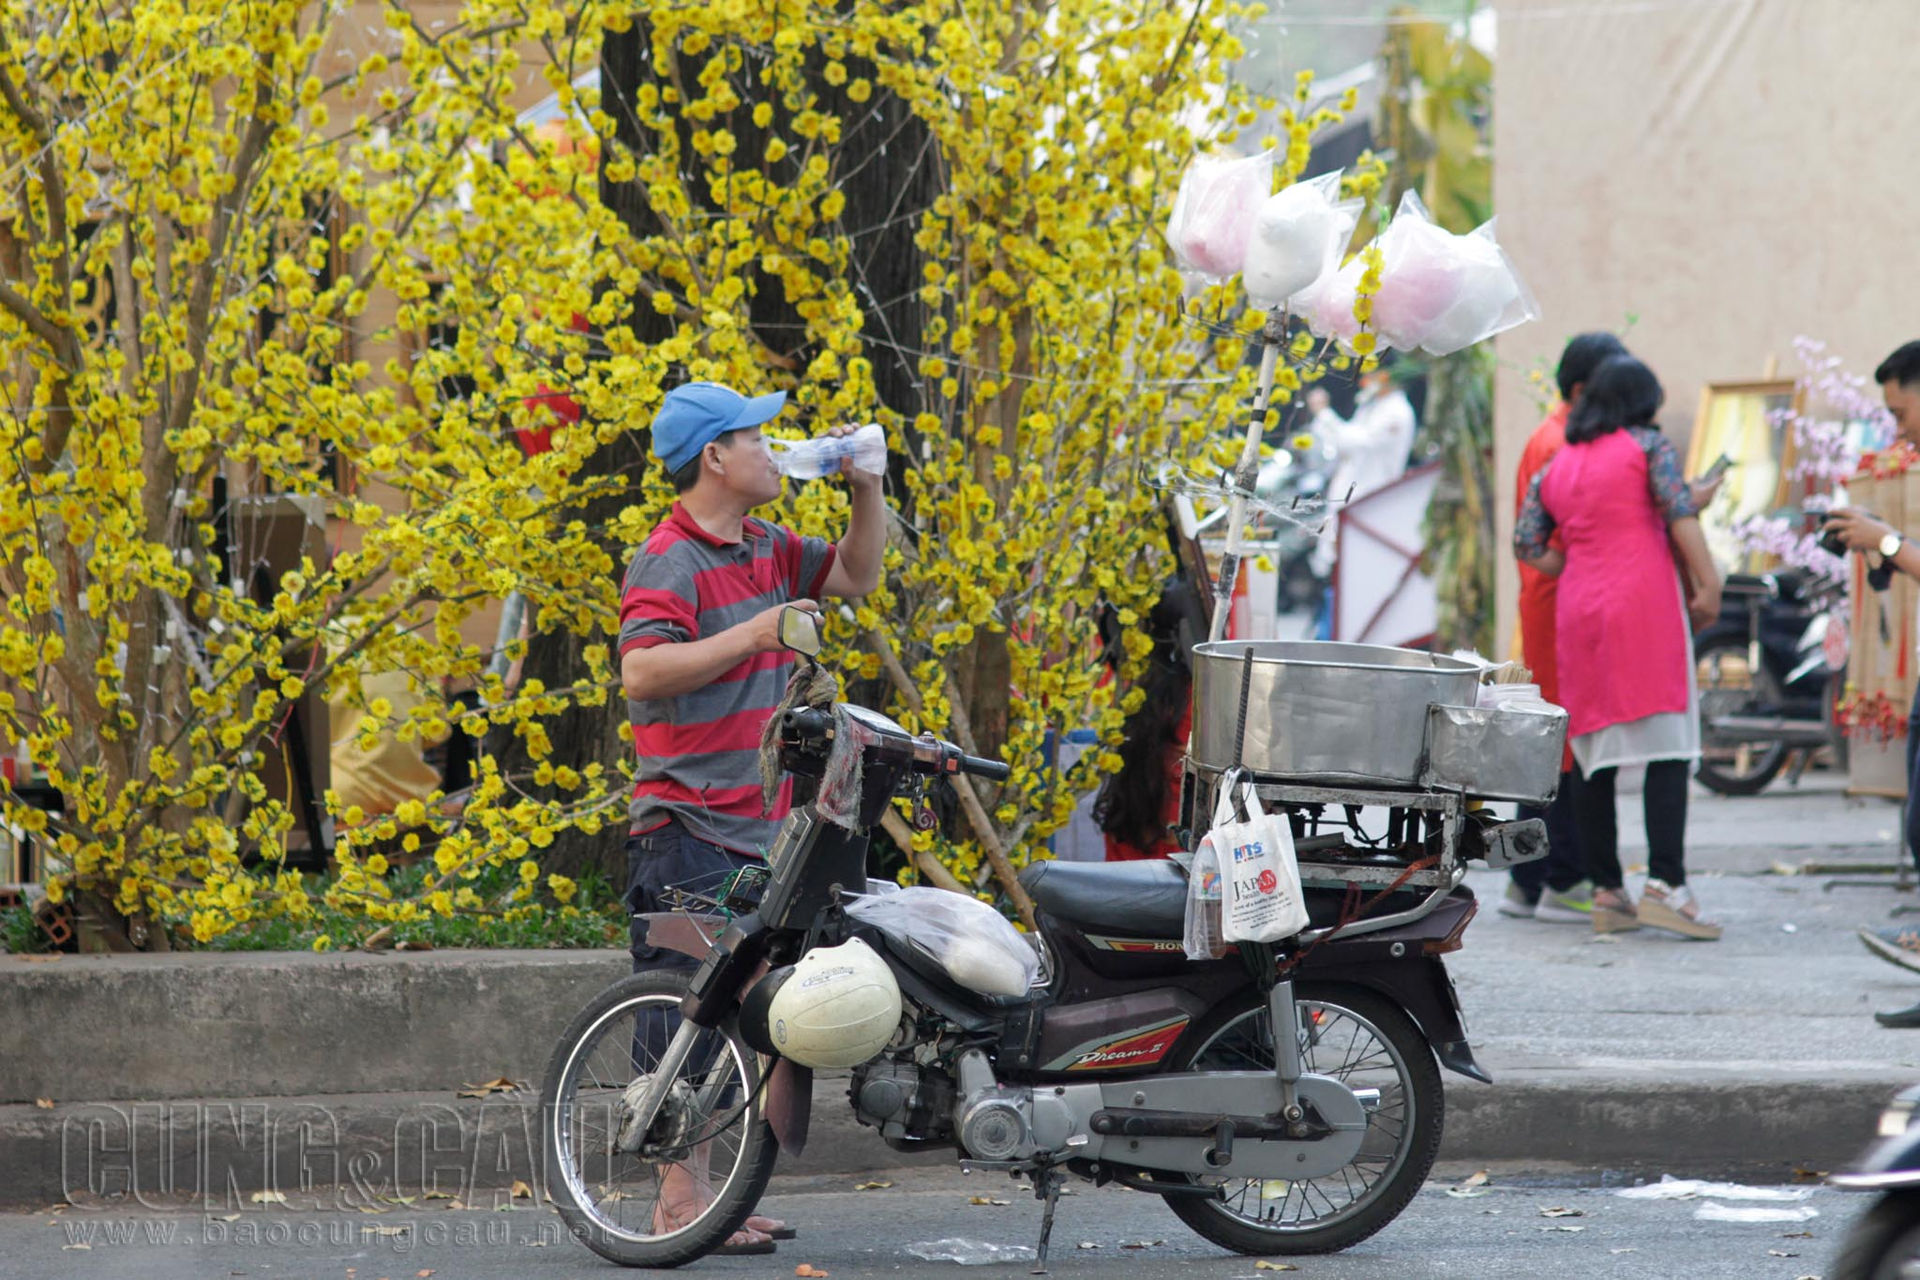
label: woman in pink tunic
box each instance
[1514,356,1724,939]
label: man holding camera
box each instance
[1821,341,1920,1022]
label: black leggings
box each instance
[1569,759,1690,890]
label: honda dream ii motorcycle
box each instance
[538,617,1560,1268]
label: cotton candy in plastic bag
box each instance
[1369,191,1538,356]
[845,887,1039,998]
[1298,253,1366,347]
[1241,171,1361,311]
[1165,149,1274,282]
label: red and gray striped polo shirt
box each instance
[618,502,837,854]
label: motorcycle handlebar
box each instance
[780,706,1010,782]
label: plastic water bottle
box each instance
[769,423,888,479]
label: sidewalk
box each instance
[3,772,1915,1206]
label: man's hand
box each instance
[747,599,819,653]
[1822,506,1897,553]
[826,423,882,492]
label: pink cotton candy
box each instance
[1166,150,1274,281]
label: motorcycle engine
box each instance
[952,1049,1080,1163]
[850,1056,956,1150]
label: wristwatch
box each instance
[1882,531,1905,560]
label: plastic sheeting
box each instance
[1490,0,1920,655]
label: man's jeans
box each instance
[1511,771,1586,898]
[623,821,763,1069]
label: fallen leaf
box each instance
[1119,1240,1165,1249]
[249,1190,287,1205]
[34,1098,53,1110]
[1609,1248,1636,1255]
[525,1239,549,1248]
[854,1180,892,1191]
[967,1196,1009,1206]
[445,1199,467,1211]
[1542,1224,1586,1233]
[419,1190,455,1201]
[361,1225,410,1237]
[1075,1242,1100,1250]
[1768,1250,1799,1258]
[1253,1263,1299,1273]
[216,1214,240,1223]
[795,1267,830,1278]
[380,1196,416,1207]
[1446,1169,1491,1199]
[21,953,62,962]
[62,1243,91,1251]
[395,940,434,951]
[456,1077,518,1099]
[1790,1167,1826,1183]
[1782,1231,1814,1239]
[417,1272,435,1278]
[358,1206,388,1215]
[510,1180,533,1199]
[1540,1207,1584,1218]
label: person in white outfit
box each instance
[1305,361,1418,633]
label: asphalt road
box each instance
[4,1163,1868,1279]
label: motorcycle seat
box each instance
[1020,858,1431,941]
[1019,859,1190,936]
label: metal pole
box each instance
[1208,311,1286,643]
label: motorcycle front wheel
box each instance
[1162,982,1442,1256]
[1831,1189,1920,1280]
[540,970,779,1267]
[1695,636,1789,796]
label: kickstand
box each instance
[1030,1164,1065,1275]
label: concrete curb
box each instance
[1,1070,1899,1209]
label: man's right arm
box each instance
[621,601,815,702]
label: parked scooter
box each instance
[1830,1083,1920,1278]
[539,607,1535,1268]
[1693,569,1847,796]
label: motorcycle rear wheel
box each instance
[1695,636,1789,796]
[540,970,779,1267]
[1831,1189,1920,1280]
[1162,982,1442,1256]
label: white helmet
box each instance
[765,937,903,1069]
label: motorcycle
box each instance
[1694,569,1847,796]
[1830,1083,1920,1278]
[539,608,1531,1268]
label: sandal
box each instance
[1591,886,1640,934]
[1638,879,1722,941]
[748,1215,797,1241]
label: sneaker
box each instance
[1497,881,1538,919]
[1639,879,1722,941]
[1533,881,1595,924]
[1859,925,1920,975]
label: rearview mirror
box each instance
[778,605,823,658]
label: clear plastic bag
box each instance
[769,422,888,479]
[845,887,1039,997]
[1369,191,1539,356]
[1297,253,1366,347]
[1242,170,1362,311]
[1164,149,1274,283]
[1182,842,1228,960]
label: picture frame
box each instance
[1686,378,1804,575]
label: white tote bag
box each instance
[1206,782,1310,944]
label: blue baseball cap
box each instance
[650,381,788,474]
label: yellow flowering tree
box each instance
[0,0,1378,945]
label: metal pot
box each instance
[1189,641,1481,786]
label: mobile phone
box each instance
[1696,453,1733,485]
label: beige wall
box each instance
[1491,0,1920,655]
